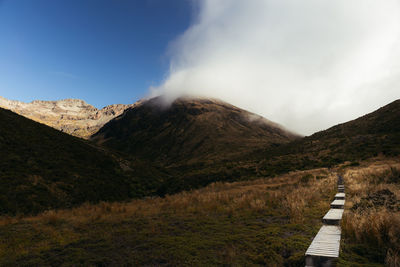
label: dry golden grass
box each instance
[339,158,400,266]
[8,158,400,266]
[0,168,335,228]
[0,167,337,265]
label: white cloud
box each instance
[152,0,400,135]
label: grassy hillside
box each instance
[0,168,336,266]
[2,98,400,218]
[0,108,166,215]
[91,96,299,165]
[1,97,400,265]
[253,99,400,176]
[90,98,400,194]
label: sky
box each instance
[2,1,400,135]
[0,0,193,108]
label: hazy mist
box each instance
[152,0,400,135]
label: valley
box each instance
[0,95,399,266]
[3,1,400,266]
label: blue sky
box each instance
[0,0,193,108]
[1,0,400,134]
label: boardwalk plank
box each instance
[335,193,345,200]
[322,209,344,225]
[305,225,341,258]
[306,225,341,258]
[330,199,345,209]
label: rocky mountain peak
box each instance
[0,96,137,139]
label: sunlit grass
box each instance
[338,159,400,267]
[0,168,336,266]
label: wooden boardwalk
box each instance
[305,225,341,257]
[305,176,345,266]
[330,199,345,209]
[334,193,345,200]
[322,209,344,225]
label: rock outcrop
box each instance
[0,96,137,139]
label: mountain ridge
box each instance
[252,98,400,176]
[1,95,400,214]
[0,96,138,139]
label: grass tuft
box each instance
[338,160,400,266]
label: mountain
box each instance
[310,99,400,138]
[1,96,399,266]
[3,94,399,215]
[254,99,400,176]
[0,96,136,139]
[91,96,300,165]
[0,95,301,214]
[295,99,400,159]
[0,107,167,215]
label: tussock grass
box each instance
[338,159,400,267]
[0,168,336,266]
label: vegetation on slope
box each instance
[2,98,400,217]
[253,99,400,176]
[152,99,400,196]
[0,108,166,215]
[0,168,336,266]
[91,98,400,193]
[91,96,299,165]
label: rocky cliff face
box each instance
[0,96,136,139]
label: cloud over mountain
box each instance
[153,0,400,135]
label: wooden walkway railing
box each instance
[305,175,345,267]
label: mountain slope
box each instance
[255,99,400,175]
[0,107,165,215]
[91,96,299,165]
[311,99,400,137]
[0,96,136,139]
[296,99,400,159]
